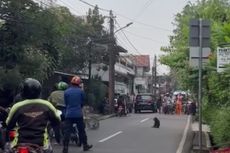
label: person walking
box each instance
[62,76,92,153]
[175,93,183,115]
[156,96,162,114]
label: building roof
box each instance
[131,55,150,68]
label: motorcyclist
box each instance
[62,76,92,153]
[48,82,68,108]
[117,95,126,116]
[5,78,61,153]
[48,81,68,144]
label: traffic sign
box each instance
[217,47,230,72]
[189,47,211,68]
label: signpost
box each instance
[217,47,230,72]
[189,19,210,153]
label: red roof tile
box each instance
[131,55,150,68]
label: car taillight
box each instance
[18,147,29,153]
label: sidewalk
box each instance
[191,122,211,153]
[88,113,115,121]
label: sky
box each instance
[54,0,197,75]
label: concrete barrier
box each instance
[190,122,211,153]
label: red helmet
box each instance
[71,76,81,85]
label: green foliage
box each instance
[87,79,107,110]
[209,107,230,146]
[0,0,108,107]
[160,0,230,146]
[0,68,22,91]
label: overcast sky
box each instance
[55,0,197,75]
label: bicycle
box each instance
[83,106,100,130]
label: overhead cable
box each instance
[115,19,142,55]
[122,29,165,44]
[115,13,171,32]
[78,0,110,12]
[134,0,155,20]
[58,0,82,15]
[77,0,170,32]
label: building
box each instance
[129,55,151,94]
[91,55,135,95]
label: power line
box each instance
[115,19,142,55]
[78,0,110,12]
[122,29,165,44]
[115,36,130,51]
[116,36,153,68]
[67,0,171,33]
[115,13,171,32]
[64,0,170,33]
[58,0,82,15]
[134,0,155,20]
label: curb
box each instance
[190,122,211,153]
[98,114,116,120]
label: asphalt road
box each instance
[53,112,189,153]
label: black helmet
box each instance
[21,78,41,99]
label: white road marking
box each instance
[99,131,123,143]
[176,115,191,153]
[140,118,150,123]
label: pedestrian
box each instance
[190,101,196,116]
[156,97,162,114]
[175,93,183,115]
[62,76,92,153]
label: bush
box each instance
[0,68,22,107]
[209,107,230,147]
[87,79,107,111]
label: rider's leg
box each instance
[53,125,61,144]
[76,117,92,151]
[62,119,73,153]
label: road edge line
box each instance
[176,115,191,153]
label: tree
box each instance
[160,0,230,146]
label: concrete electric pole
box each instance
[154,55,157,99]
[108,10,115,113]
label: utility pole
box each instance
[87,37,92,88]
[154,55,157,100]
[108,10,115,113]
[151,62,154,94]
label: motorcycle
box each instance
[10,143,44,153]
[0,106,9,151]
[117,105,127,117]
[49,105,79,145]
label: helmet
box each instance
[71,76,81,85]
[57,81,68,90]
[21,78,41,99]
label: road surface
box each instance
[53,112,189,153]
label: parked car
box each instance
[134,93,156,113]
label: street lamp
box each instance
[108,20,133,113]
[114,22,133,34]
